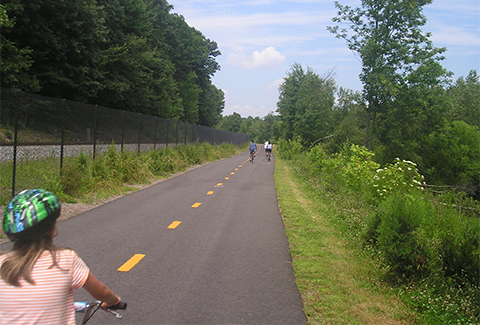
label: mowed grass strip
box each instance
[274,157,416,325]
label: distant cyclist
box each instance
[265,141,272,160]
[0,189,123,324]
[264,140,269,158]
[249,140,258,161]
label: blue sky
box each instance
[168,0,480,118]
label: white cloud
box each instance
[430,26,480,48]
[267,78,284,93]
[184,11,332,31]
[227,47,286,70]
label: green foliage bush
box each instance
[364,193,479,286]
[306,143,379,197]
[372,158,426,203]
[423,120,480,190]
[56,143,242,201]
[279,142,480,323]
[364,194,431,281]
[276,137,303,160]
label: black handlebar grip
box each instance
[108,301,127,310]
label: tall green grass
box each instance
[0,142,245,206]
[277,138,479,324]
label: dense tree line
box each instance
[217,0,479,196]
[0,0,223,127]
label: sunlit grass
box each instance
[274,156,416,324]
[0,142,245,210]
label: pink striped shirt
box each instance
[0,249,90,325]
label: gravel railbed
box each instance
[0,143,171,163]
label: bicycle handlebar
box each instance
[109,301,127,310]
[75,300,127,324]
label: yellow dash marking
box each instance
[168,221,181,229]
[207,191,214,195]
[230,172,235,175]
[235,168,238,171]
[216,183,223,186]
[238,165,242,168]
[225,177,229,180]
[191,202,201,208]
[118,254,145,272]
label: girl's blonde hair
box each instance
[1,218,63,287]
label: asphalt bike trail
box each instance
[1,148,306,324]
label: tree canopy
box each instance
[327,0,449,149]
[0,0,223,127]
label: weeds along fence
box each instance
[0,88,249,200]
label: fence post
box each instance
[166,119,169,148]
[11,98,19,198]
[138,119,142,154]
[60,99,66,177]
[93,105,98,159]
[121,110,126,152]
[184,122,187,145]
[175,121,179,147]
[154,117,158,150]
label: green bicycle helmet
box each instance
[3,189,61,241]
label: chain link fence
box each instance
[0,88,249,201]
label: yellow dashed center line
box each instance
[191,202,201,208]
[225,177,229,180]
[235,168,238,171]
[207,191,214,195]
[230,172,235,175]
[168,221,181,229]
[118,254,145,272]
[216,183,223,186]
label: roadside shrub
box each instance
[306,144,327,173]
[312,143,379,197]
[371,158,426,203]
[366,194,428,281]
[423,120,480,192]
[177,143,204,165]
[339,144,379,193]
[277,137,303,160]
[364,193,480,286]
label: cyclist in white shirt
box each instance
[265,141,272,160]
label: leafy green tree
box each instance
[3,0,107,101]
[293,72,336,147]
[2,0,223,126]
[198,83,224,127]
[447,70,480,128]
[179,72,201,124]
[376,60,450,165]
[261,112,282,142]
[277,63,311,140]
[277,64,336,146]
[94,0,182,118]
[328,0,448,150]
[423,120,480,193]
[217,112,243,133]
[160,12,221,124]
[325,88,367,153]
[0,4,39,91]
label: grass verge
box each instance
[274,155,417,324]
[0,142,246,239]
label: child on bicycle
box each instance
[0,189,122,324]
